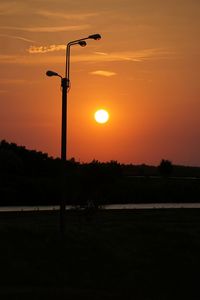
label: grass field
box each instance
[0,209,200,299]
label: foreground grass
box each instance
[0,209,200,299]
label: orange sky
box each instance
[0,0,200,165]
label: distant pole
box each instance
[46,34,101,235]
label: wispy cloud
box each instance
[28,44,66,53]
[0,33,36,43]
[0,25,90,33]
[92,51,142,62]
[0,54,22,64]
[38,10,99,20]
[0,78,28,84]
[0,53,64,65]
[0,48,175,65]
[27,45,171,61]
[0,2,22,15]
[0,89,7,94]
[91,49,174,62]
[90,70,117,77]
[94,52,108,56]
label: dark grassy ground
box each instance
[0,209,200,299]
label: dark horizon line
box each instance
[1,139,200,169]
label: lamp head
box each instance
[88,33,101,40]
[46,70,60,77]
[78,41,87,47]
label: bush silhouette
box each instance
[158,159,173,178]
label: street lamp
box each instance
[46,33,101,233]
[46,33,101,161]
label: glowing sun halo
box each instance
[94,109,109,124]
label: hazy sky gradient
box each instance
[0,0,200,165]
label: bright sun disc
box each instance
[94,109,109,124]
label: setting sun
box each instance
[94,109,109,124]
[1,0,200,165]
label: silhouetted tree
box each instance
[158,159,173,178]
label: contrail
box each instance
[0,33,36,43]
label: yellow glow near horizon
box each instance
[94,109,109,124]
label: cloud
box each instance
[90,70,117,77]
[0,78,28,84]
[38,10,99,20]
[0,53,65,65]
[0,54,22,63]
[0,33,36,43]
[27,45,171,61]
[0,25,90,33]
[28,44,66,53]
[0,89,7,94]
[0,48,175,66]
[0,2,22,15]
[72,48,173,63]
[94,52,108,56]
[92,48,173,62]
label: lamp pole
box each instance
[61,77,68,161]
[46,34,101,234]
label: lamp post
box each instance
[46,34,101,233]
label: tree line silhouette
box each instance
[0,140,200,206]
